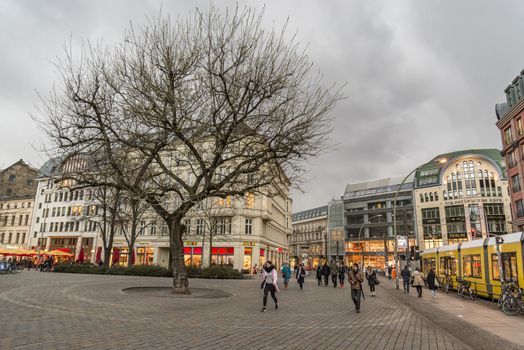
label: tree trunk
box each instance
[103,248,111,268]
[169,218,190,294]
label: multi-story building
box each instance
[496,69,524,231]
[27,156,291,270]
[0,159,38,250]
[290,206,328,268]
[340,176,415,268]
[414,149,511,249]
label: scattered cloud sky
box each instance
[1,0,523,212]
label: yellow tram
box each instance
[420,232,524,299]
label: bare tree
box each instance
[119,194,152,266]
[37,6,341,294]
[189,196,236,267]
[87,186,122,268]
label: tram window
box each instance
[439,257,457,276]
[423,258,436,273]
[491,253,518,282]
[463,255,482,278]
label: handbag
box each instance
[434,277,440,288]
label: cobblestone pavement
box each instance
[0,271,514,350]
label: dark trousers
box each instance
[351,288,362,311]
[403,280,410,293]
[298,278,304,290]
[416,286,422,297]
[323,275,329,286]
[332,274,338,287]
[263,283,277,307]
[339,275,345,286]
[317,277,322,286]
[369,284,375,292]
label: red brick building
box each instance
[496,69,524,231]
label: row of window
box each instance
[1,214,30,227]
[38,220,97,234]
[0,232,26,244]
[41,189,92,203]
[39,205,98,219]
[426,253,518,281]
[419,192,439,203]
[0,201,32,210]
[289,232,324,243]
[7,174,33,186]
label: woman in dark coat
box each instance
[426,268,438,299]
[296,263,306,290]
[365,266,378,296]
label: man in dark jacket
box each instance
[321,262,330,287]
[348,263,364,313]
[316,265,323,286]
[401,265,411,293]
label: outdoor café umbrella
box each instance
[77,247,85,263]
[130,248,136,265]
[47,250,74,257]
[95,247,102,263]
[112,248,120,265]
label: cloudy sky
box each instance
[1,0,523,212]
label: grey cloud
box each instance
[0,0,521,212]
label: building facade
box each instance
[414,149,511,250]
[290,206,328,269]
[0,159,38,250]
[27,156,291,270]
[341,176,416,269]
[496,69,524,231]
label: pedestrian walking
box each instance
[316,265,322,286]
[321,262,330,287]
[348,263,365,313]
[330,261,339,288]
[387,265,392,280]
[410,267,425,298]
[338,262,347,288]
[365,266,378,296]
[282,263,292,289]
[401,265,411,294]
[296,263,306,290]
[426,268,438,299]
[261,261,279,312]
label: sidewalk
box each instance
[378,277,524,349]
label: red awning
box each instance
[260,249,265,257]
[211,247,234,255]
[193,247,202,255]
[112,248,120,264]
[56,248,71,253]
[183,247,191,254]
[77,247,85,263]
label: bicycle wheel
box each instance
[444,284,450,293]
[498,294,504,308]
[458,287,464,297]
[469,289,477,301]
[502,297,521,316]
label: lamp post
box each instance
[393,158,447,289]
[357,214,382,267]
[393,170,418,290]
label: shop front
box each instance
[184,247,202,267]
[210,247,234,266]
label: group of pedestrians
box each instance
[261,260,382,313]
[400,265,438,299]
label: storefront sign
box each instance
[422,218,440,224]
[242,241,255,246]
[444,198,503,206]
[397,236,408,249]
[447,232,468,239]
[184,241,198,246]
[445,216,465,223]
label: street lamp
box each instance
[357,214,382,267]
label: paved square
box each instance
[0,272,518,349]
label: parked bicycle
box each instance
[501,284,523,316]
[498,281,520,308]
[457,278,477,300]
[442,274,453,293]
